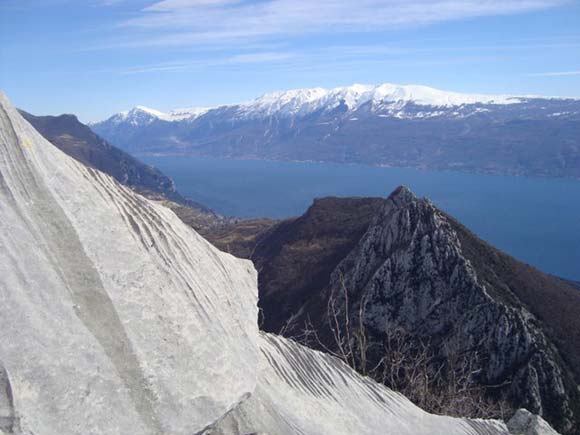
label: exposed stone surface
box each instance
[508,409,561,435]
[206,333,513,435]
[1,92,259,434]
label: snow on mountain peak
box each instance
[111,105,210,125]
[168,107,211,121]
[97,83,527,126]
[133,105,166,117]
[235,83,521,118]
[239,87,329,117]
[111,106,164,125]
[373,83,519,106]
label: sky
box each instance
[1,0,579,122]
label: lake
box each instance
[141,155,580,281]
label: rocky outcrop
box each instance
[298,186,578,433]
[508,409,561,435]
[206,333,513,435]
[1,93,259,434]
[251,197,385,332]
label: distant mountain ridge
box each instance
[95,83,528,124]
[91,82,580,178]
[20,110,229,231]
[102,105,210,125]
[21,111,181,200]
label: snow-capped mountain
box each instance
[91,83,580,178]
[234,83,522,119]
[97,83,527,125]
[101,105,210,126]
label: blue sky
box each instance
[1,0,579,122]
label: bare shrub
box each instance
[287,274,514,420]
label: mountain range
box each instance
[2,90,563,435]
[22,102,580,433]
[91,83,580,178]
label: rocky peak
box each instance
[386,184,417,205]
[316,186,578,433]
[235,183,579,433]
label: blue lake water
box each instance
[141,155,580,281]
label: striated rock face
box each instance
[206,333,512,435]
[313,186,578,433]
[0,92,259,434]
[0,91,560,435]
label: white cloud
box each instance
[229,52,295,63]
[108,51,297,74]
[113,0,567,48]
[144,0,241,11]
[527,70,580,77]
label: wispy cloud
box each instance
[105,51,296,74]
[99,0,126,5]
[0,0,132,8]
[324,40,580,57]
[107,0,567,48]
[527,70,580,77]
[100,45,517,77]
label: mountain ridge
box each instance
[19,110,231,233]
[20,110,182,201]
[94,82,574,124]
[91,82,580,179]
